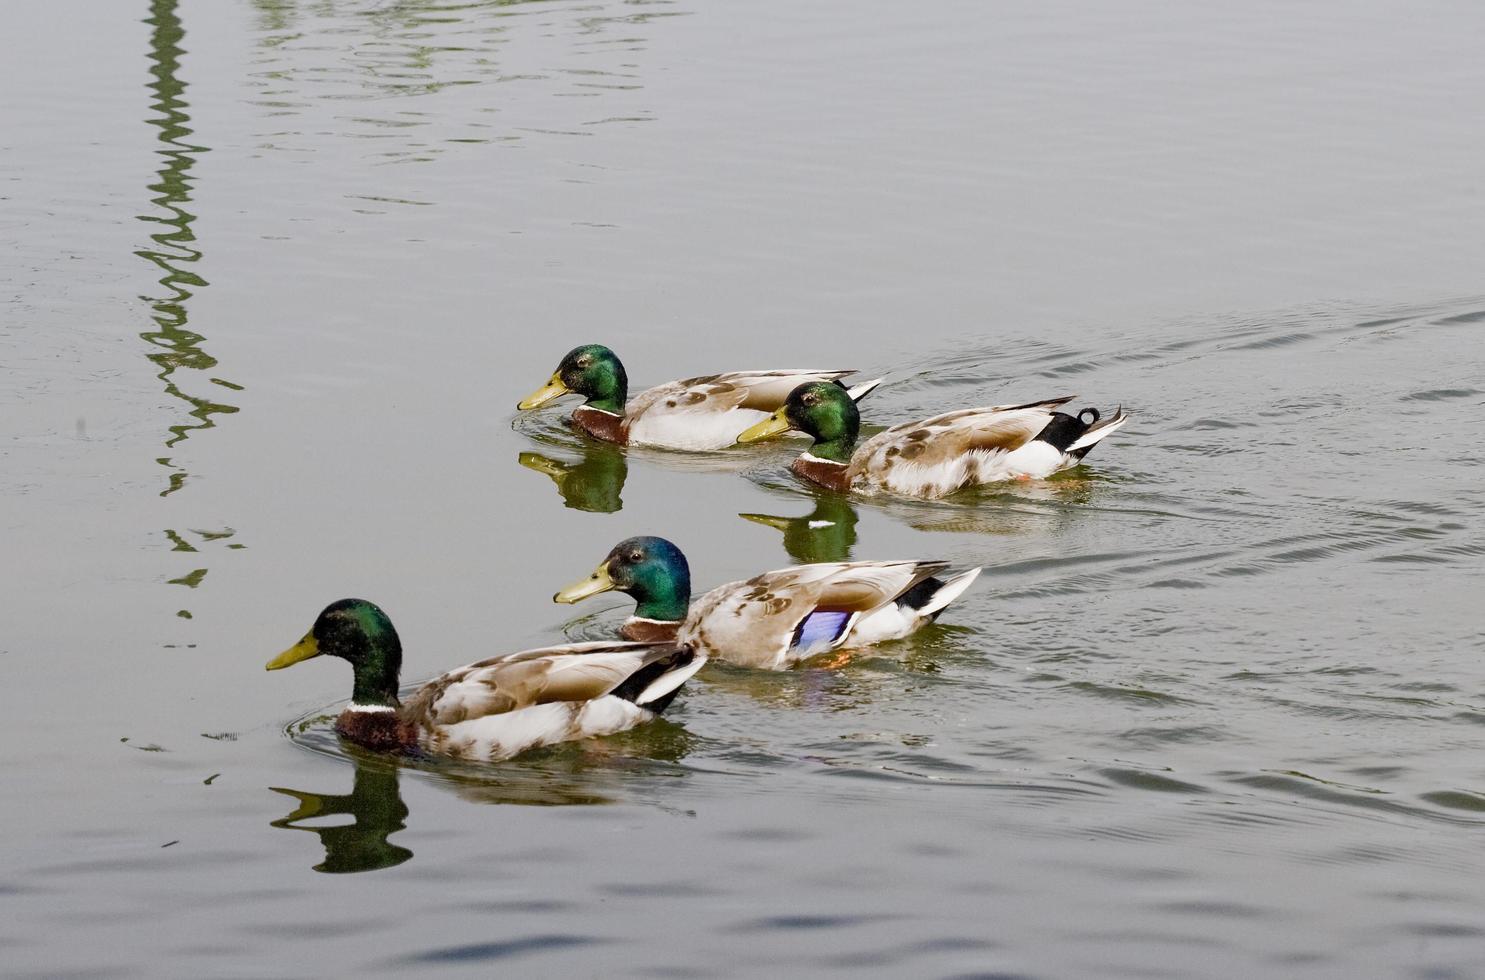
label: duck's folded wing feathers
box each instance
[805,560,949,611]
[406,641,678,726]
[848,405,1063,479]
[627,370,856,418]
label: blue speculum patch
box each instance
[791,610,852,651]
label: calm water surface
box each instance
[3,1,1485,976]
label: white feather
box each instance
[431,698,652,761]
[877,452,1018,496]
[999,440,1068,478]
[635,653,708,705]
[626,407,771,451]
[574,696,653,736]
[846,377,886,402]
[848,604,918,644]
[1066,410,1129,452]
[918,567,981,617]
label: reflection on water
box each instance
[744,468,1104,542]
[271,754,412,874]
[285,702,697,812]
[246,0,685,162]
[11,0,1485,969]
[740,493,860,563]
[140,0,242,628]
[138,0,239,499]
[519,445,628,513]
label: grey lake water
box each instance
[4,0,1485,976]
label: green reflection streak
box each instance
[138,0,238,498]
[739,494,860,564]
[271,756,413,874]
[518,445,628,514]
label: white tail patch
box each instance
[1067,409,1129,452]
[848,604,917,644]
[918,567,981,618]
[635,652,708,706]
[846,377,886,403]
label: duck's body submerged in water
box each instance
[517,344,883,451]
[266,599,704,761]
[737,383,1128,499]
[554,536,980,670]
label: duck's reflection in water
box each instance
[739,493,860,563]
[896,473,1100,535]
[519,444,628,514]
[274,720,697,871]
[270,754,411,874]
[432,721,694,806]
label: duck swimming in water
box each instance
[737,383,1128,499]
[266,599,704,761]
[554,536,980,670]
[517,344,883,451]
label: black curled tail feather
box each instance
[1068,406,1125,460]
[611,648,699,714]
[1032,412,1090,452]
[1034,406,1111,455]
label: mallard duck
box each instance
[516,344,883,451]
[736,383,1128,498]
[265,599,705,761]
[553,536,980,670]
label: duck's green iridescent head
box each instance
[553,535,691,622]
[517,344,629,415]
[266,598,403,707]
[736,381,860,462]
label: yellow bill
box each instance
[554,561,616,604]
[517,374,570,410]
[736,408,793,444]
[738,512,792,531]
[266,633,320,671]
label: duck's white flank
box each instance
[433,698,654,762]
[627,407,772,451]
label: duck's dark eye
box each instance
[802,393,819,406]
[629,551,644,563]
[576,356,592,369]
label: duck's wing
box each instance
[846,399,1074,494]
[680,560,947,667]
[404,640,687,727]
[626,370,857,419]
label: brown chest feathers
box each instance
[335,708,418,754]
[792,455,851,492]
[572,406,627,445]
[619,618,683,643]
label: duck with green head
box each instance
[554,535,981,670]
[737,382,1129,499]
[266,598,705,761]
[517,343,884,451]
